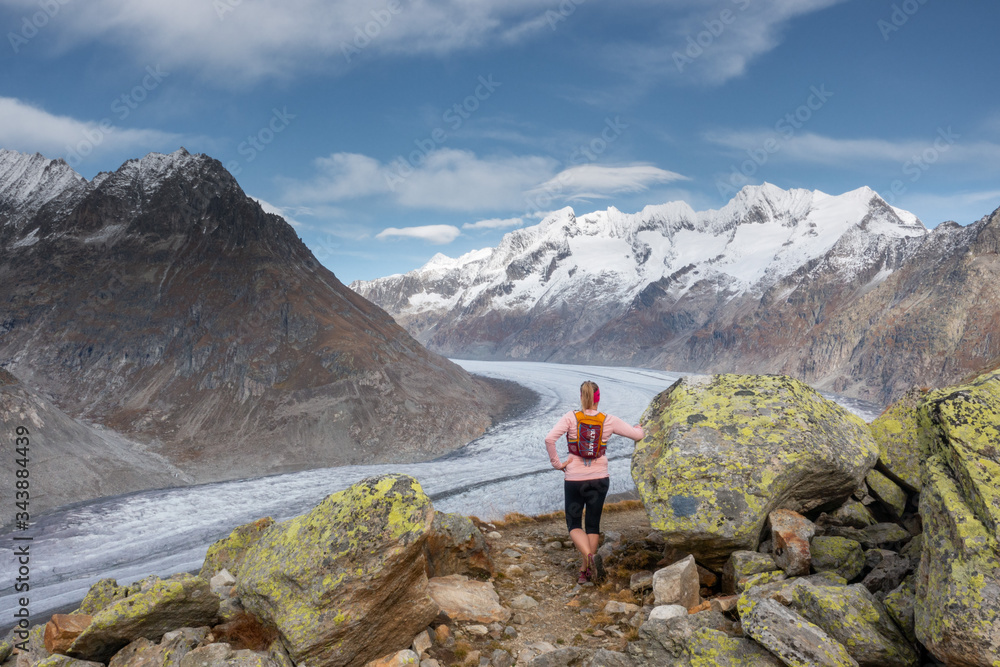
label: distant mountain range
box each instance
[352,184,1000,404]
[0,148,505,516]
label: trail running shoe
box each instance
[591,553,606,582]
[577,568,591,584]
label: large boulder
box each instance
[632,374,879,568]
[914,373,1000,666]
[236,474,439,667]
[737,596,858,667]
[426,575,509,624]
[868,388,926,492]
[67,575,219,663]
[629,613,781,666]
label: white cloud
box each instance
[528,164,690,202]
[608,0,850,86]
[0,97,180,163]
[705,129,1000,169]
[284,148,558,212]
[36,0,559,84]
[463,217,524,230]
[376,225,462,244]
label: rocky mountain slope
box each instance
[353,185,1000,404]
[0,148,505,493]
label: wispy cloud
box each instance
[0,97,180,163]
[705,129,1000,169]
[252,197,303,227]
[375,224,462,244]
[528,164,690,202]
[463,217,524,230]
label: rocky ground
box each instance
[426,502,655,665]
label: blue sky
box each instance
[3,0,999,283]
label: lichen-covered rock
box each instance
[860,523,911,551]
[737,596,858,667]
[628,612,779,666]
[884,576,917,644]
[108,627,209,667]
[810,536,865,582]
[819,499,876,529]
[790,584,919,667]
[0,639,12,664]
[915,457,1000,665]
[869,388,926,492]
[912,371,1000,665]
[865,470,907,519]
[236,474,439,667]
[32,656,104,667]
[861,552,911,596]
[67,574,219,663]
[739,570,787,593]
[426,575,509,624]
[177,643,284,667]
[199,518,275,580]
[423,512,493,578]
[722,552,780,596]
[16,625,49,667]
[632,374,879,568]
[769,509,815,577]
[76,579,131,616]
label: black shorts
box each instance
[564,477,610,534]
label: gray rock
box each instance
[884,577,917,644]
[861,523,911,551]
[629,571,653,593]
[629,613,779,666]
[652,555,700,608]
[862,552,911,595]
[738,597,858,667]
[791,584,919,667]
[424,512,493,578]
[811,536,865,582]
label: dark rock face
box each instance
[0,149,501,493]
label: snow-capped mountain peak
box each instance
[0,150,86,226]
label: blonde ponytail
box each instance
[580,381,599,410]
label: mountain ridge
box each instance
[0,147,507,506]
[352,185,1000,404]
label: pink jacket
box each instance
[545,409,645,481]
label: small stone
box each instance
[486,532,501,540]
[504,565,524,578]
[365,649,420,666]
[630,571,654,592]
[209,569,236,595]
[562,541,574,550]
[433,625,451,644]
[648,605,687,621]
[696,565,718,589]
[603,601,640,615]
[501,549,522,559]
[509,594,538,610]
[44,615,92,654]
[420,660,441,667]
[769,509,815,577]
[463,650,479,666]
[503,626,517,638]
[652,555,700,608]
[688,601,712,614]
[710,596,739,613]
[490,649,513,667]
[529,570,549,582]
[592,629,606,637]
[546,542,563,550]
[510,612,528,625]
[465,625,489,637]
[411,630,432,658]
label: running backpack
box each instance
[567,411,607,459]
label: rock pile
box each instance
[6,370,999,666]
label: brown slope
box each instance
[0,149,502,487]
